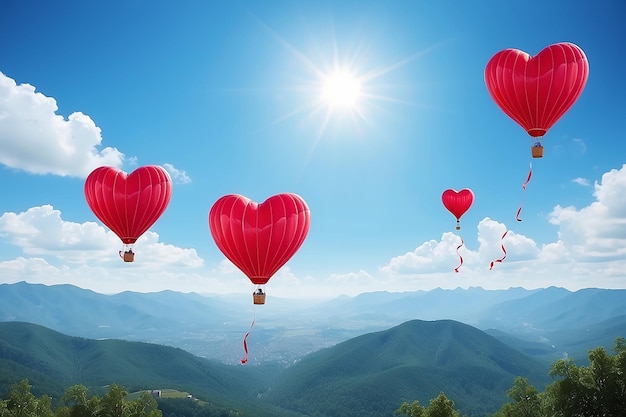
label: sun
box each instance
[321,70,362,110]
[247,11,435,144]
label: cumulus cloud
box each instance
[3,164,626,297]
[0,256,220,295]
[381,233,466,275]
[375,164,626,292]
[549,164,626,261]
[0,72,124,177]
[0,205,203,267]
[379,218,541,278]
[163,163,191,184]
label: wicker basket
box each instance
[122,251,135,262]
[531,145,544,158]
[253,293,266,305]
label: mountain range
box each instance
[1,281,625,365]
[0,320,552,417]
[1,281,625,416]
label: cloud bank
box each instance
[0,72,190,183]
[0,72,124,177]
[0,165,625,297]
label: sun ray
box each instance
[359,41,445,83]
[239,6,440,177]
[243,6,326,79]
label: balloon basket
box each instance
[531,145,544,158]
[119,249,135,262]
[253,293,266,305]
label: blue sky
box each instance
[0,0,625,298]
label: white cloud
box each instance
[2,164,626,297]
[163,163,191,184]
[380,233,466,275]
[572,177,591,187]
[379,219,540,277]
[329,269,375,284]
[549,164,626,261]
[0,257,220,295]
[373,165,626,292]
[0,205,203,267]
[0,72,124,177]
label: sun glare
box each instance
[321,70,362,109]
[249,11,433,148]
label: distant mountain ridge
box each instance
[1,281,625,364]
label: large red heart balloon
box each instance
[84,165,172,245]
[485,42,589,138]
[209,193,311,285]
[442,188,474,230]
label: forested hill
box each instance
[0,319,555,417]
[0,321,293,416]
[263,319,552,417]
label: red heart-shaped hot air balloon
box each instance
[485,42,589,157]
[84,165,172,261]
[442,188,474,230]
[209,193,311,291]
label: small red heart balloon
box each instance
[442,189,474,229]
[485,42,589,138]
[84,165,172,245]
[208,193,311,285]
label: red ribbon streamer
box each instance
[516,163,533,222]
[240,316,256,365]
[489,230,508,270]
[454,237,464,273]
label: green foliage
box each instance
[157,398,236,417]
[396,400,425,417]
[265,320,549,417]
[426,393,460,417]
[396,392,460,417]
[491,377,541,417]
[0,380,53,417]
[493,337,626,417]
[0,381,161,417]
[0,322,270,405]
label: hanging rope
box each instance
[489,230,508,270]
[516,163,533,222]
[454,237,464,273]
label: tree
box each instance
[124,393,160,417]
[544,339,626,417]
[34,396,53,417]
[426,392,460,417]
[395,400,426,417]
[59,385,100,417]
[4,380,53,417]
[99,386,126,417]
[495,337,626,417]
[0,399,9,417]
[492,377,542,417]
[6,380,37,417]
[396,393,460,417]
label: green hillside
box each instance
[0,322,295,416]
[0,319,557,417]
[262,319,551,417]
